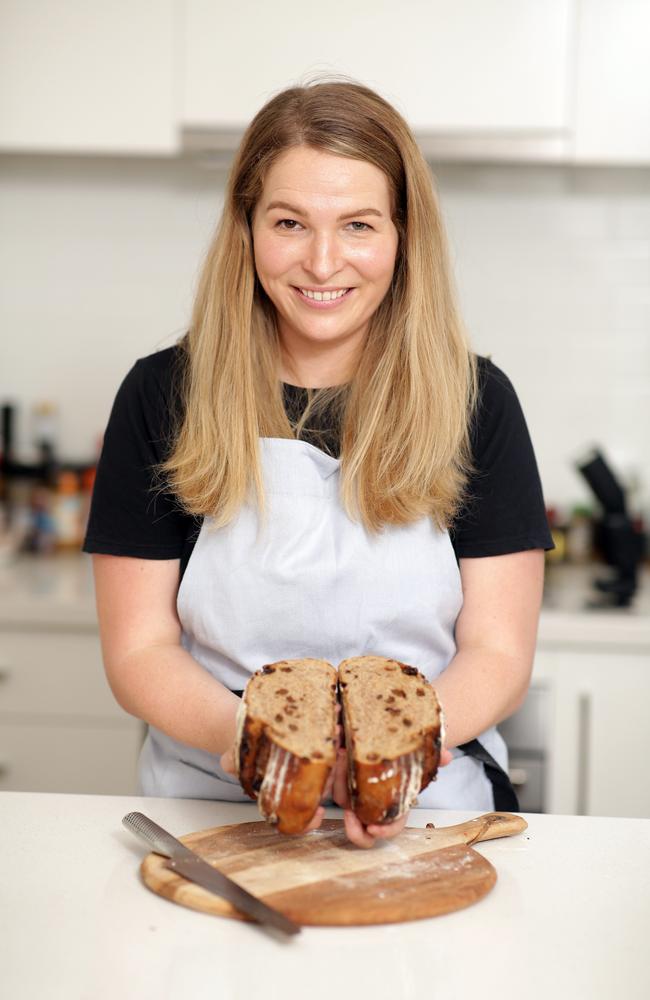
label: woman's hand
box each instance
[220,745,237,776]
[332,744,453,848]
[219,742,332,834]
[220,708,453,845]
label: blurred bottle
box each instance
[31,402,59,484]
[0,402,15,507]
[51,470,82,550]
[565,506,593,564]
[25,483,57,554]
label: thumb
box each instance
[220,747,236,774]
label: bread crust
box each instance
[340,657,442,826]
[235,659,337,835]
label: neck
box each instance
[278,330,364,389]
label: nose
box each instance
[303,231,345,282]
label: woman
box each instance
[84,80,552,848]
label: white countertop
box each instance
[0,552,98,630]
[3,792,649,1000]
[538,562,650,648]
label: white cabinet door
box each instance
[528,646,650,818]
[539,648,650,818]
[566,651,650,818]
[0,0,177,154]
[573,0,650,163]
[0,631,127,719]
[0,627,143,793]
[0,720,142,794]
[183,0,572,133]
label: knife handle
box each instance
[122,811,185,858]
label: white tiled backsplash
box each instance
[0,156,648,516]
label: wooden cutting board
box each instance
[140,811,527,926]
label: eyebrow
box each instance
[265,200,384,221]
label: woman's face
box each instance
[252,145,399,384]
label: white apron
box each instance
[138,438,508,809]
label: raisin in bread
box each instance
[235,658,338,834]
[339,655,443,825]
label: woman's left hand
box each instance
[332,744,454,848]
[220,745,237,776]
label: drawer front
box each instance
[0,718,144,794]
[0,631,125,719]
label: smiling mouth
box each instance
[292,286,354,306]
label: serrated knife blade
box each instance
[122,811,300,936]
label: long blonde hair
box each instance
[163,77,477,532]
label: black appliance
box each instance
[576,448,647,607]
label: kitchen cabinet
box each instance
[572,0,650,163]
[548,649,650,818]
[0,557,144,794]
[0,0,177,154]
[512,642,650,818]
[3,1,650,164]
[182,0,573,145]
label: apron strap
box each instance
[457,738,521,812]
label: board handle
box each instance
[427,812,528,846]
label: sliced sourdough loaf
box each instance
[235,658,338,834]
[338,655,443,826]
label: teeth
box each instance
[299,288,348,301]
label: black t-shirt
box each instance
[83,345,553,572]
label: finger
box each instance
[366,813,409,839]
[439,748,453,767]
[302,806,325,834]
[343,809,376,849]
[322,769,334,799]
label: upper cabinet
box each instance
[1,1,648,163]
[182,0,574,160]
[0,0,177,155]
[572,0,650,164]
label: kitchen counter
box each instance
[539,562,650,648]
[3,792,649,1000]
[0,552,97,630]
[2,553,650,647]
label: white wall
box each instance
[1,154,648,516]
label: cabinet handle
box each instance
[577,692,591,816]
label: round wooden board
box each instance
[140,818,498,926]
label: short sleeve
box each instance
[450,357,554,558]
[83,346,196,559]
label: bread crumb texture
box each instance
[338,656,440,761]
[246,658,338,762]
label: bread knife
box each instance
[122,811,300,936]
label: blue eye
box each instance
[349,221,371,231]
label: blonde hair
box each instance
[163,77,477,532]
